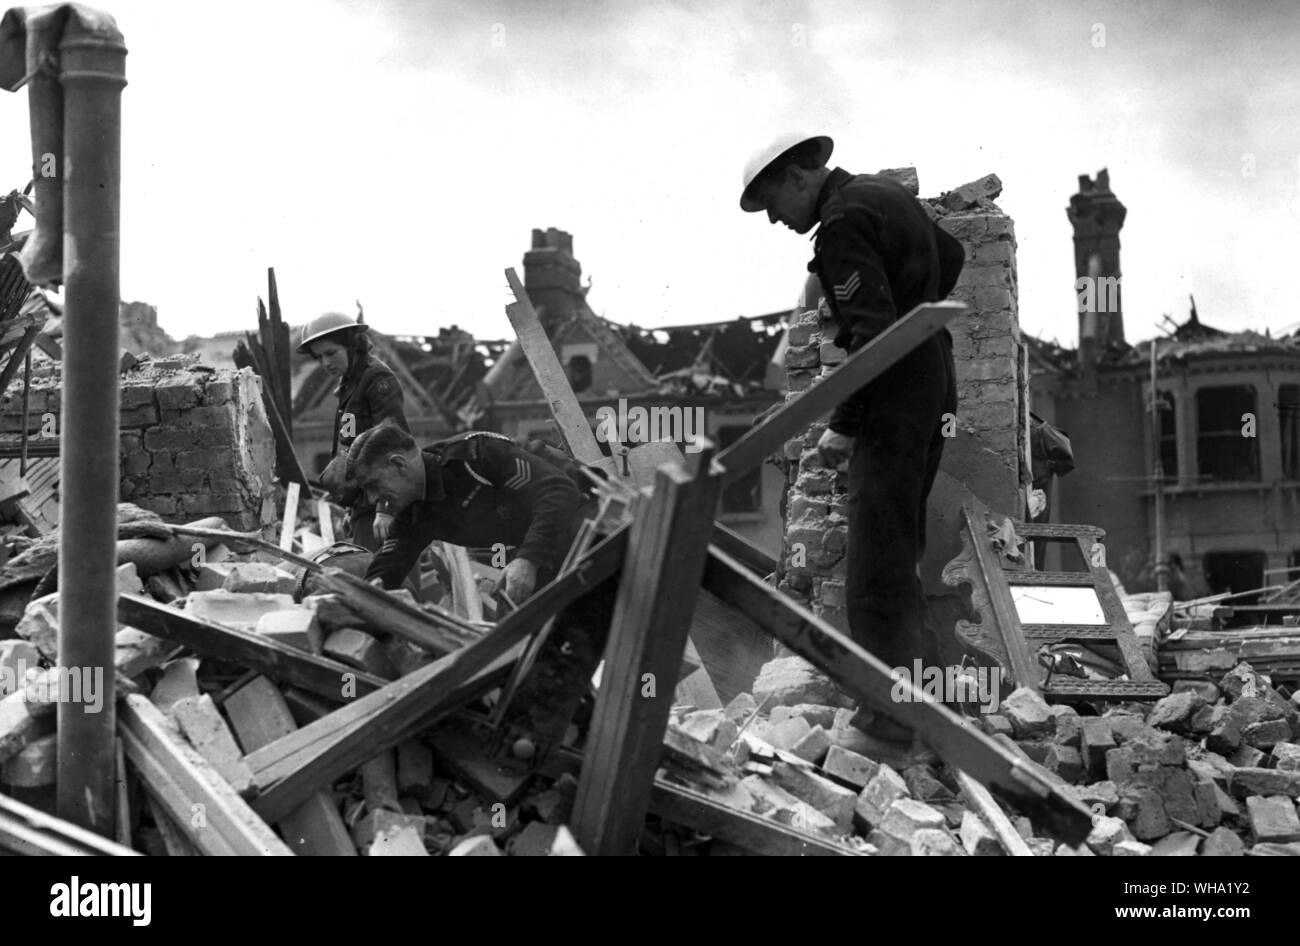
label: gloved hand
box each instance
[816,428,854,471]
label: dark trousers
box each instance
[845,335,957,676]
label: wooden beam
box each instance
[715,301,967,484]
[956,769,1035,856]
[118,695,294,856]
[243,526,629,823]
[117,594,387,701]
[224,676,356,856]
[648,780,860,857]
[570,450,723,855]
[700,546,1094,845]
[0,324,42,394]
[308,569,482,654]
[503,267,617,476]
[0,790,141,856]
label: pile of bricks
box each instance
[661,652,1300,856]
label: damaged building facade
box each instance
[1028,171,1300,595]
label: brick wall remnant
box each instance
[0,355,275,530]
[778,169,1026,634]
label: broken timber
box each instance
[503,267,618,477]
[700,546,1094,845]
[118,695,293,856]
[0,790,140,856]
[570,447,723,855]
[118,594,387,701]
[242,526,629,823]
[715,301,967,484]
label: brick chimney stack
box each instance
[1067,169,1127,361]
[523,227,582,331]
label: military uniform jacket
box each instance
[332,355,410,456]
[808,167,966,434]
[364,432,585,589]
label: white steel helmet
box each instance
[740,132,833,212]
[297,312,368,353]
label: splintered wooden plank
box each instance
[309,569,482,655]
[503,267,616,475]
[0,790,142,856]
[244,526,630,824]
[570,452,723,856]
[648,780,858,857]
[224,676,355,857]
[700,546,1094,846]
[118,695,294,857]
[118,594,386,702]
[715,301,967,485]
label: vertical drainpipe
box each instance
[56,13,126,834]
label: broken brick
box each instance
[790,725,832,764]
[879,797,946,839]
[751,656,853,709]
[223,562,297,595]
[1271,742,1300,772]
[1146,691,1205,733]
[1001,687,1054,738]
[1075,780,1119,812]
[1125,728,1186,767]
[820,744,878,789]
[1242,719,1291,751]
[678,709,739,751]
[771,703,838,730]
[255,609,322,654]
[184,590,296,632]
[910,828,962,856]
[1206,706,1243,754]
[1118,785,1171,841]
[1113,839,1152,856]
[1105,747,1135,786]
[323,628,395,678]
[447,835,502,856]
[980,714,1014,739]
[752,715,812,752]
[1219,663,1263,702]
[854,764,909,828]
[1086,816,1134,856]
[0,731,56,787]
[1053,713,1082,748]
[1081,717,1116,773]
[902,764,955,802]
[1246,795,1300,843]
[722,692,757,724]
[1201,826,1246,856]
[959,810,1004,856]
[770,761,856,831]
[1045,744,1086,783]
[1149,831,1200,856]
[1228,744,1266,768]
[1228,767,1300,798]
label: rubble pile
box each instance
[656,655,1300,856]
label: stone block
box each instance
[170,694,254,796]
[1125,728,1186,767]
[1053,713,1082,748]
[1086,816,1134,855]
[902,764,955,802]
[1076,780,1119,812]
[722,692,757,724]
[790,725,832,764]
[223,562,297,596]
[959,810,1004,856]
[879,797,946,839]
[1246,795,1300,843]
[1228,745,1266,768]
[910,828,963,856]
[751,656,853,709]
[302,594,360,633]
[1045,744,1086,783]
[1206,706,1243,753]
[1271,742,1300,772]
[821,744,879,789]
[192,562,236,592]
[1243,719,1291,751]
[1002,687,1054,738]
[770,761,857,831]
[1146,691,1205,733]
[149,657,200,713]
[751,715,812,752]
[1201,826,1246,856]
[678,709,739,752]
[1219,663,1263,702]
[1113,840,1152,856]
[1228,767,1300,799]
[772,703,839,730]
[855,764,909,828]
[1081,716,1116,773]
[1105,747,1135,786]
[323,628,395,678]
[1149,831,1200,856]
[255,609,323,654]
[184,590,296,632]
[1118,785,1171,841]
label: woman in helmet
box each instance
[297,312,410,551]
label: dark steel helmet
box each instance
[297,312,368,354]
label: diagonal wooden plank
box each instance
[715,301,967,484]
[243,526,629,823]
[117,594,387,701]
[504,267,616,475]
[700,545,1093,845]
[570,449,723,855]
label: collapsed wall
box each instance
[0,355,275,530]
[778,170,1027,635]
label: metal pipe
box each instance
[55,11,127,834]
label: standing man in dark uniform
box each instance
[348,418,610,743]
[741,133,965,759]
[298,312,410,551]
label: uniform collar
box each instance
[335,353,369,398]
[421,450,446,501]
[811,166,854,231]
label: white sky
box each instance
[2,0,1298,345]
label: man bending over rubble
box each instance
[346,418,615,744]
